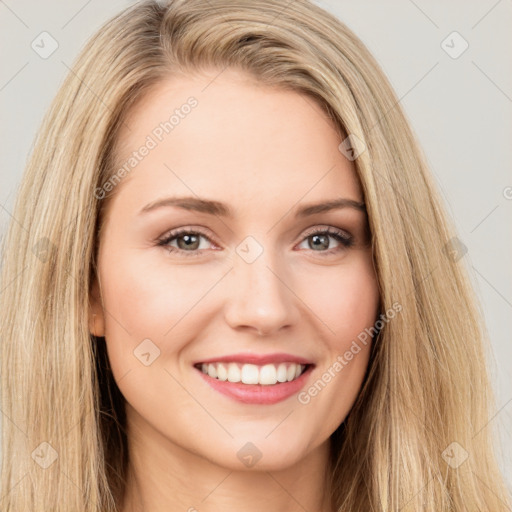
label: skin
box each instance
[89,68,380,512]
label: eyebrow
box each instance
[138,196,366,218]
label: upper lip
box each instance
[194,352,314,366]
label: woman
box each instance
[0,0,509,510]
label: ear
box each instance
[89,276,105,337]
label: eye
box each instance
[296,226,354,256]
[156,226,354,257]
[156,228,216,257]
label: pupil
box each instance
[178,234,199,250]
[311,234,328,250]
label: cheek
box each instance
[100,249,217,337]
[295,259,378,432]
[300,255,380,343]
[97,247,230,382]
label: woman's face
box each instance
[90,68,380,471]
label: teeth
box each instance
[227,363,241,382]
[276,363,288,382]
[216,363,228,381]
[198,362,307,385]
[260,364,276,384]
[207,363,217,379]
[241,364,259,384]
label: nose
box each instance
[223,248,300,337]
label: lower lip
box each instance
[195,365,314,405]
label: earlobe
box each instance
[89,277,105,337]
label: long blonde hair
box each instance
[1,0,509,510]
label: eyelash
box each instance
[156,226,354,258]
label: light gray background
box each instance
[1,0,511,491]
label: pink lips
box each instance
[195,352,314,366]
[194,352,315,405]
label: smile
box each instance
[195,362,308,385]
[193,361,315,405]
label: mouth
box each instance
[194,361,312,386]
[193,360,315,405]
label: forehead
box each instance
[108,69,363,217]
